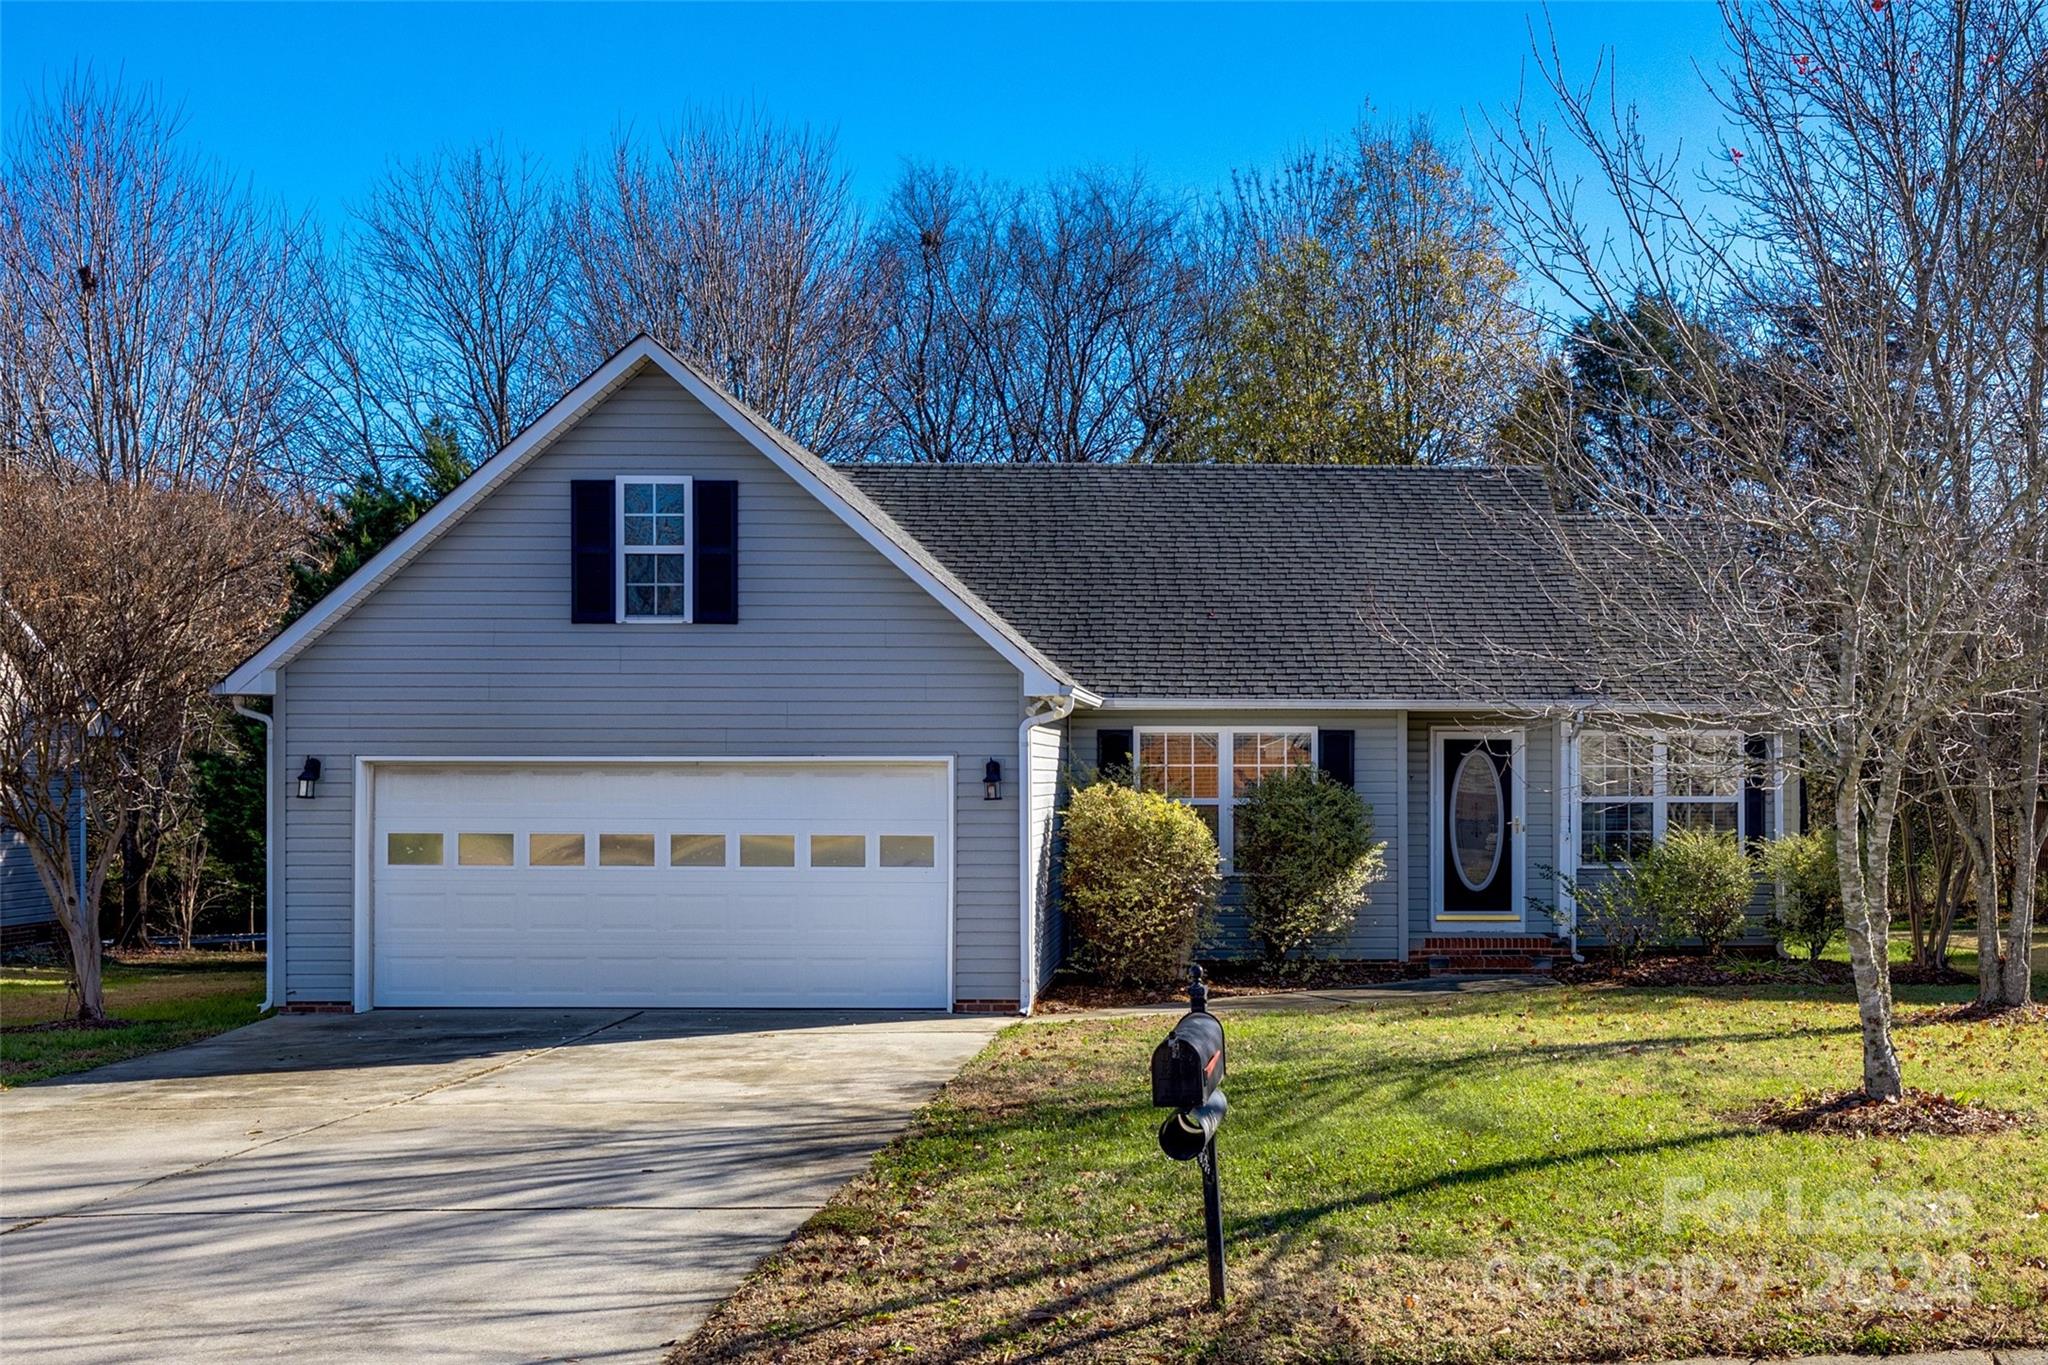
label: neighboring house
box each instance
[0,641,87,950]
[0,792,84,950]
[218,336,1795,1015]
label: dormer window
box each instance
[617,476,690,621]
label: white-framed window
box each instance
[1135,728,1316,868]
[617,476,690,622]
[1578,728,1745,863]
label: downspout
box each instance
[232,703,279,1011]
[1563,710,1586,964]
[1018,692,1080,1016]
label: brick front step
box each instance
[1409,936,1569,976]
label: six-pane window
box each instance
[1579,729,1748,863]
[1137,729,1315,868]
[618,478,689,620]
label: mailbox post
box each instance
[1151,965,1227,1310]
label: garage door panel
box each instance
[370,762,950,1009]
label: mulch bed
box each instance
[1727,1086,2030,1136]
[1555,954,1975,990]
[1035,960,1427,1012]
[1907,999,2048,1028]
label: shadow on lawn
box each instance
[687,1230,1206,1362]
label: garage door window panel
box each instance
[387,833,443,866]
[740,834,796,867]
[670,833,727,867]
[880,834,936,868]
[599,833,657,866]
[811,835,867,868]
[530,833,587,867]
[458,833,515,866]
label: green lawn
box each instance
[679,975,2048,1363]
[0,951,267,1086]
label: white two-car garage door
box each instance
[367,761,952,1009]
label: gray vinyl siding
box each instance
[1062,711,1404,962]
[2,826,58,931]
[273,367,1027,1006]
[1,787,82,934]
[1406,713,1561,943]
[1027,720,1064,997]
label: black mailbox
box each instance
[1149,965,1229,1310]
[1151,1010,1226,1110]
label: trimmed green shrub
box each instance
[1633,829,1756,958]
[1560,864,1661,966]
[1758,831,1842,963]
[1234,768,1389,963]
[1060,782,1219,987]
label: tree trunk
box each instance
[1835,762,1904,1100]
[62,908,107,1023]
[1999,699,2042,1006]
[1969,752,2005,1007]
[119,818,147,946]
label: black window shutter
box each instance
[1096,729,1134,780]
[1743,734,1771,845]
[1318,729,1356,788]
[692,480,739,624]
[569,479,615,624]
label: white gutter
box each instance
[231,703,280,1011]
[1017,691,1081,1015]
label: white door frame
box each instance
[352,754,957,1011]
[1427,727,1527,928]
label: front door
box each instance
[1435,732,1521,922]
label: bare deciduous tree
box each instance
[1479,0,2048,1094]
[0,78,303,1017]
[559,112,880,456]
[866,166,1208,462]
[351,141,566,457]
[1,478,292,1018]
[0,77,310,490]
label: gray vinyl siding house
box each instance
[1,791,83,949]
[220,336,1791,1016]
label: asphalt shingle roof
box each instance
[842,463,1611,703]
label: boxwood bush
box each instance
[1634,828,1756,958]
[1059,782,1219,987]
[1233,768,1388,963]
[1758,830,1842,963]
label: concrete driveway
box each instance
[0,1008,1004,1363]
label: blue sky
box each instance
[3,1,1732,250]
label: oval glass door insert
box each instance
[1450,750,1504,892]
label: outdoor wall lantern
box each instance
[295,756,322,799]
[983,758,1003,801]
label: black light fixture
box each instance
[983,758,1003,801]
[295,756,322,799]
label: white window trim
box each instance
[1131,727,1317,872]
[1576,728,1746,862]
[615,474,692,624]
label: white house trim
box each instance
[614,473,692,624]
[219,336,1073,698]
